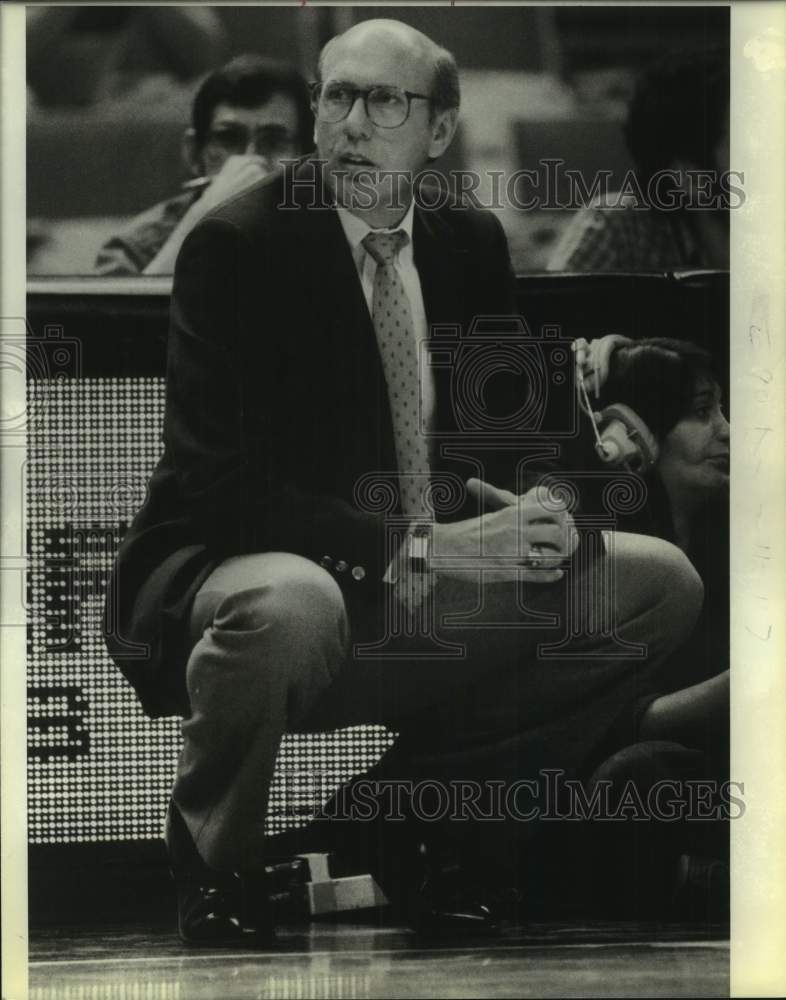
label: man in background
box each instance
[95,54,312,276]
[548,49,730,271]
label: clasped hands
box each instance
[393,476,579,614]
[431,477,579,584]
[418,331,632,590]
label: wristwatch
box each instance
[407,522,432,574]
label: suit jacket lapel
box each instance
[413,202,470,445]
[288,160,397,471]
[413,202,469,334]
[289,160,371,343]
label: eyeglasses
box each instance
[205,123,298,158]
[311,82,431,129]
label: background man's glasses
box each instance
[311,82,431,129]
[206,124,297,158]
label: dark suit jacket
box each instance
[105,158,525,718]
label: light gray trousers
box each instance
[172,533,703,871]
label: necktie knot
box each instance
[362,229,408,267]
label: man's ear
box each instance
[427,107,459,161]
[182,128,203,177]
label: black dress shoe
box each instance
[165,801,275,947]
[407,842,502,939]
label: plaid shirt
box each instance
[94,188,199,276]
[547,195,704,272]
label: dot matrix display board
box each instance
[27,376,394,844]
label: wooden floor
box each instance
[29,920,729,999]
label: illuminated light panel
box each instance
[27,377,394,844]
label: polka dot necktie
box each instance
[362,229,430,516]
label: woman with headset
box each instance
[421,336,730,919]
[566,334,731,918]
[572,334,730,766]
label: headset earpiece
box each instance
[594,404,659,472]
[573,339,659,473]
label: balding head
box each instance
[313,18,460,227]
[318,19,460,116]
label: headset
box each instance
[573,338,660,474]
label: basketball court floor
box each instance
[29,919,729,999]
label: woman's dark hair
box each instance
[192,54,313,155]
[623,48,729,186]
[600,338,718,441]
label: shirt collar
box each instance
[336,200,416,257]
